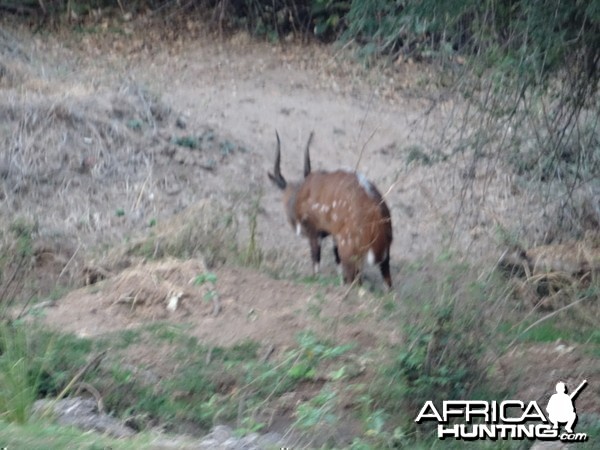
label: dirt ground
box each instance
[1,18,598,438]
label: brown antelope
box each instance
[268,131,393,288]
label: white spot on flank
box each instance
[367,249,375,265]
[332,200,337,208]
[332,213,338,222]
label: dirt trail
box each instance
[4,25,523,280]
[127,35,514,276]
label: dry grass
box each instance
[117,198,238,268]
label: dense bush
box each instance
[6,0,597,73]
[9,1,597,97]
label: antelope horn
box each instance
[304,131,314,178]
[268,130,287,189]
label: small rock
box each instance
[257,432,284,447]
[199,438,221,448]
[210,424,233,443]
[33,397,135,438]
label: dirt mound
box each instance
[47,258,217,333]
[106,258,213,319]
[42,260,399,350]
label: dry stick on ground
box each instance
[16,299,57,323]
[41,350,108,419]
[74,381,105,413]
[211,294,221,317]
[353,90,376,172]
[133,170,152,212]
[354,126,379,172]
[260,343,275,363]
[57,242,81,281]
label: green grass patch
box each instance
[510,316,600,356]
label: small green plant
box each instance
[126,119,143,131]
[174,136,200,149]
[405,145,432,166]
[219,140,236,156]
[286,332,353,382]
[194,272,219,304]
[193,272,218,286]
[294,388,338,429]
[115,208,125,217]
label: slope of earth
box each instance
[11,22,541,277]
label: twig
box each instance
[57,242,81,281]
[133,170,152,212]
[380,179,400,202]
[211,294,221,317]
[17,299,55,319]
[353,90,376,170]
[41,350,108,419]
[260,343,275,363]
[354,126,379,172]
[74,381,105,413]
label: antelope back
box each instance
[295,170,392,261]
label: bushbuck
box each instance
[268,131,393,288]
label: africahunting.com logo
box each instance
[415,380,589,442]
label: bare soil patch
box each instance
[43,261,398,351]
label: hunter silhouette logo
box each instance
[415,379,590,442]
[546,380,587,434]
